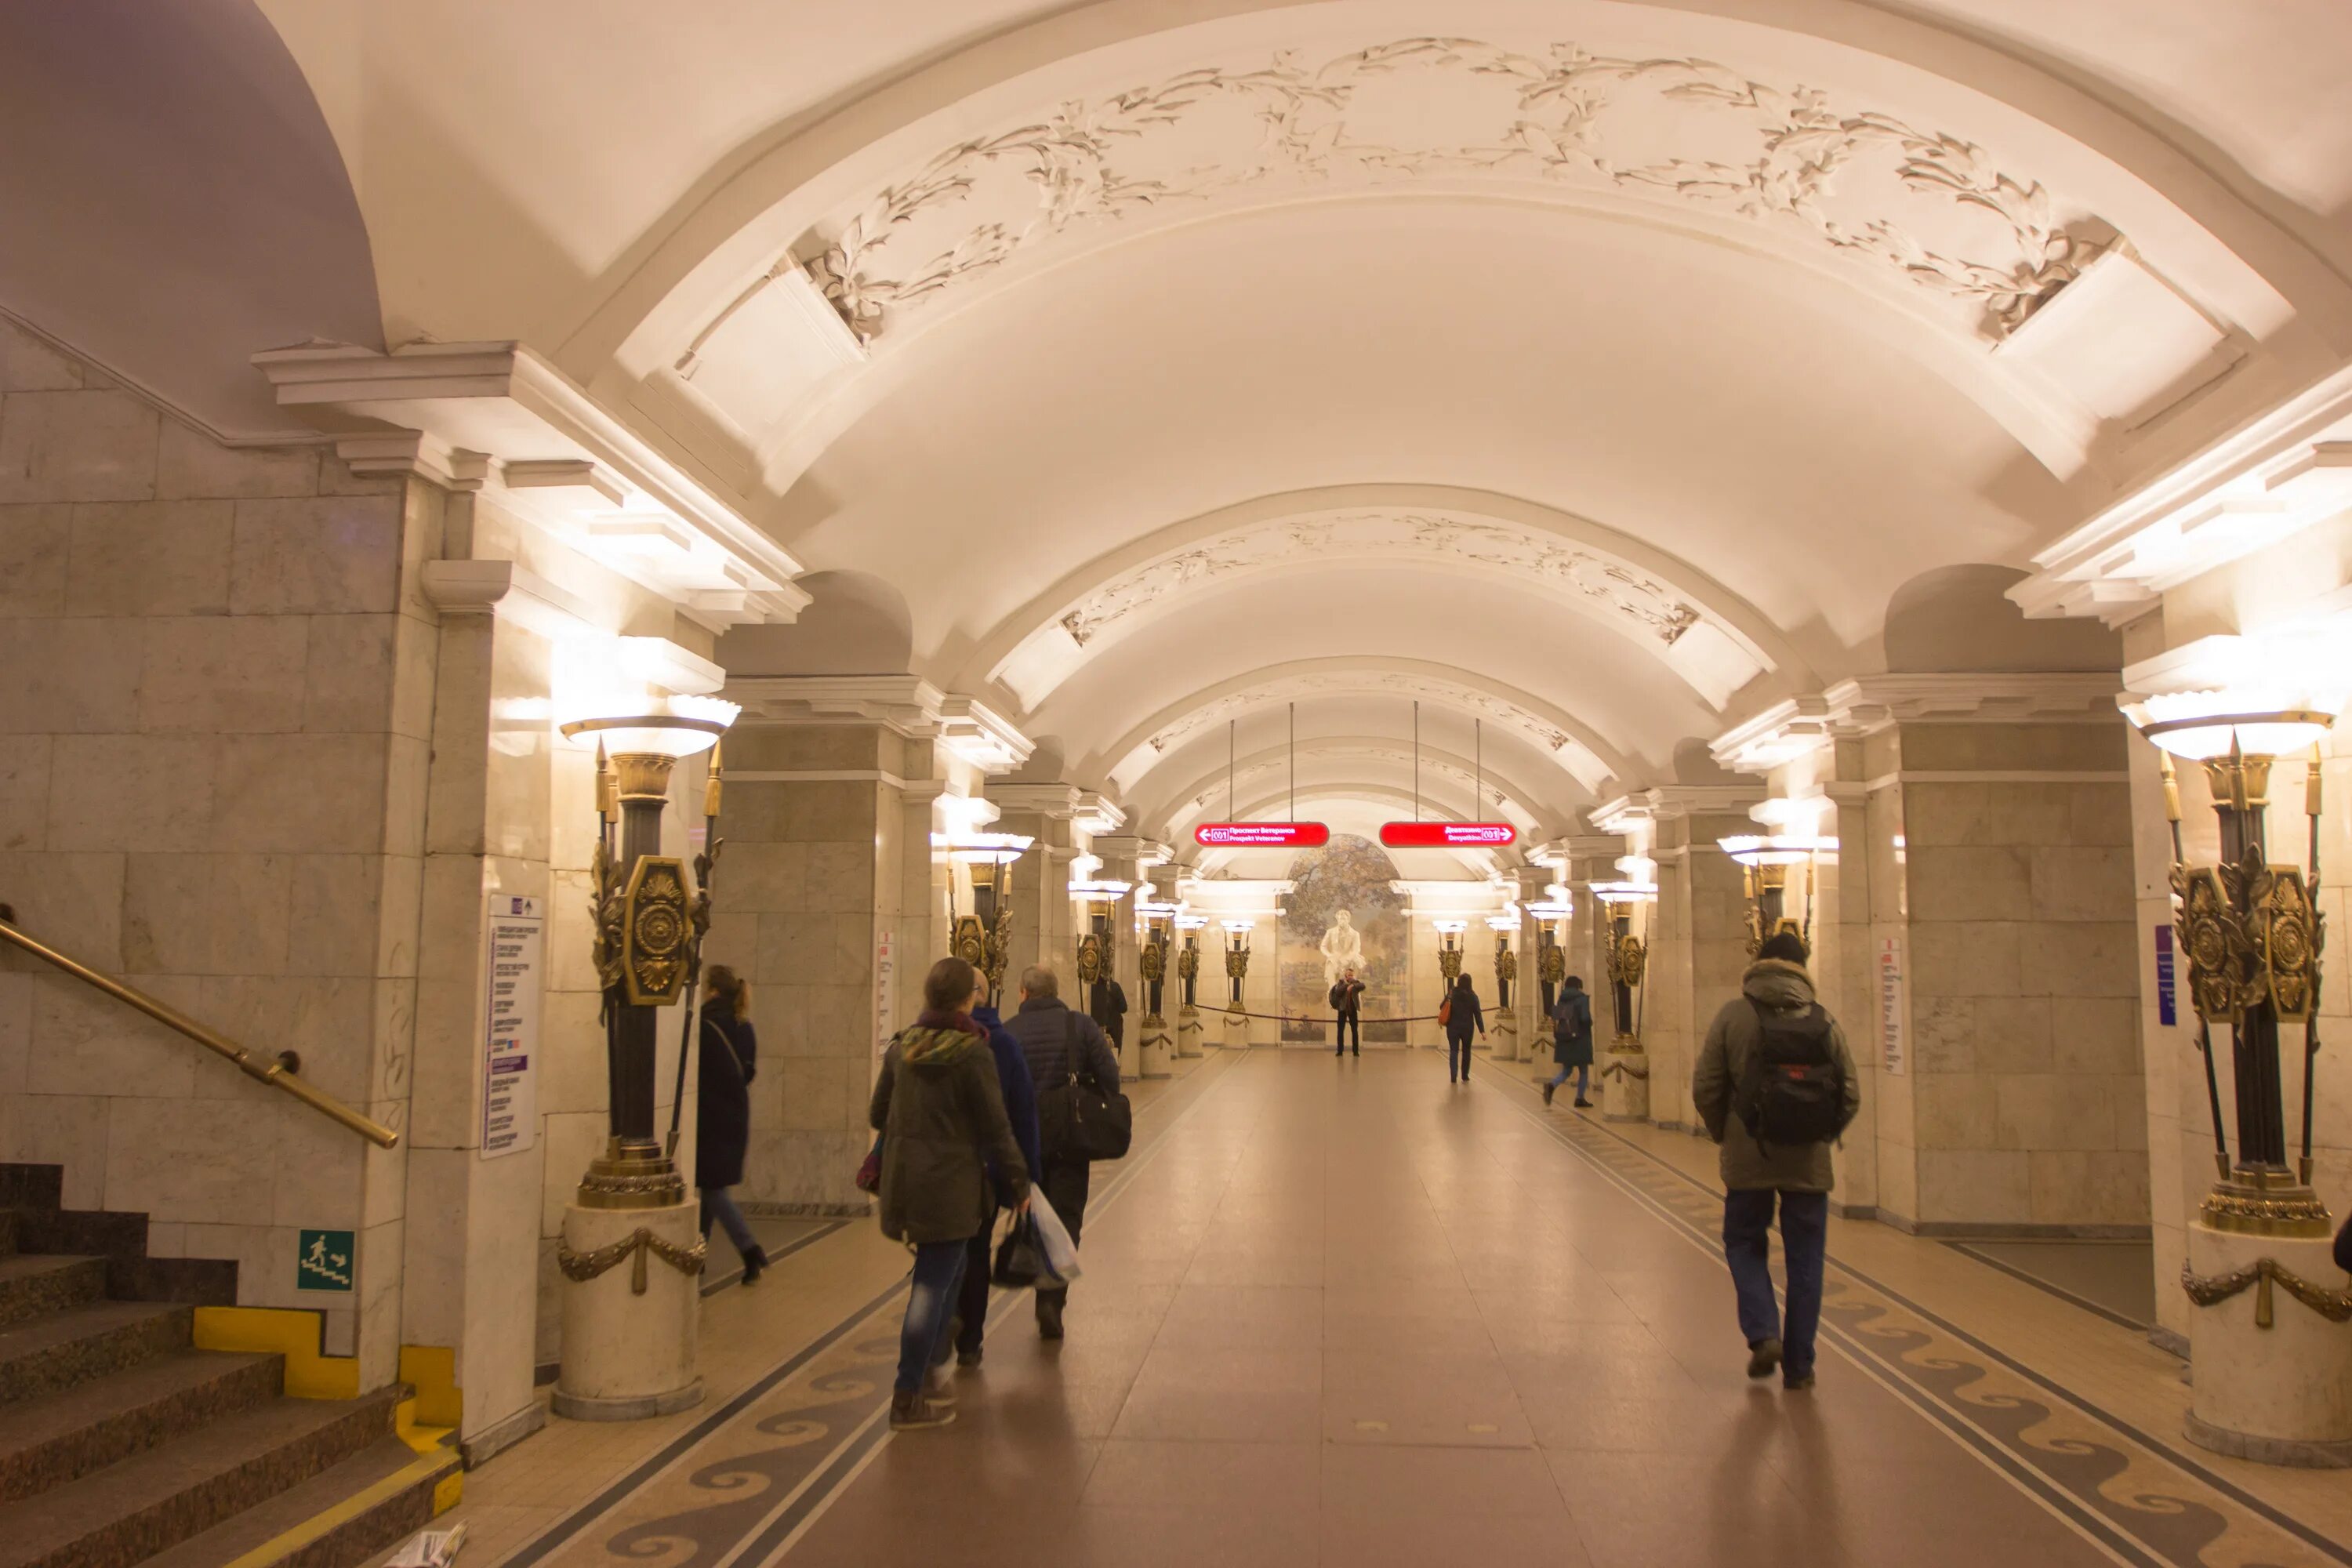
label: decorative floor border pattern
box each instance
[1475,1060,2352,1568]
[497,1049,1247,1567]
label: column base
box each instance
[2183,1211,2352,1466]
[554,1196,706,1423]
[1221,1008,1250,1050]
[1138,1014,1174,1078]
[1490,1011,1519,1063]
[1175,1004,1205,1058]
[1601,1045,1650,1122]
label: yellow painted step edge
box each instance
[191,1307,358,1400]
[212,1448,463,1568]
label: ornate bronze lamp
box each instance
[1221,920,1253,1007]
[2127,681,2351,1465]
[2125,701,2332,1234]
[554,692,736,1421]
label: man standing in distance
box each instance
[1329,964,1365,1057]
[1004,965,1122,1341]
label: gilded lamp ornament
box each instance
[561,695,737,1214]
[2125,677,2334,1255]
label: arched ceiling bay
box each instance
[1147,738,1549,841]
[967,485,1805,713]
[1091,647,1651,798]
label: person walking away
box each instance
[1443,973,1485,1083]
[1690,931,1860,1392]
[1329,964,1365,1057]
[695,964,768,1283]
[1544,975,1595,1109]
[869,956,1032,1429]
[1005,964,1120,1341]
[947,992,1044,1369]
[1091,975,1129,1056]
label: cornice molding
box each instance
[1712,673,2122,769]
[722,674,1033,771]
[2010,363,2352,626]
[254,339,812,633]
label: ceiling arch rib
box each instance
[1098,657,1630,798]
[598,8,2323,498]
[969,485,1802,714]
[1143,738,1552,842]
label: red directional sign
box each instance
[1379,821,1518,848]
[1194,822,1330,848]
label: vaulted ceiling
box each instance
[13,0,2350,861]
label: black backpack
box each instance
[1732,1000,1843,1149]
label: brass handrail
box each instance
[0,906,399,1149]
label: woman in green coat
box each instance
[869,956,1032,1430]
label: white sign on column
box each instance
[1877,934,1906,1077]
[481,895,545,1158]
[875,927,896,1065]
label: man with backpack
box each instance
[1006,964,1124,1341]
[1690,931,1860,1392]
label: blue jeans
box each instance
[1446,1034,1475,1078]
[1547,1062,1589,1094]
[699,1187,757,1256]
[897,1240,968,1394]
[1722,1188,1828,1377]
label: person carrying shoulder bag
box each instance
[1003,964,1124,1341]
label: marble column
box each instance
[1642,791,1761,1134]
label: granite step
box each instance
[138,1437,452,1568]
[0,1350,284,1504]
[0,1257,107,1332]
[0,1302,191,1408]
[0,1385,403,1568]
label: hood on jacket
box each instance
[899,1022,984,1069]
[1741,956,1815,1011]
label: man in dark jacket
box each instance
[1443,974,1486,1083]
[1690,931,1861,1392]
[944,1000,1043,1369]
[1329,965,1365,1057]
[1005,964,1120,1340]
[1091,975,1128,1053]
[1543,975,1594,1109]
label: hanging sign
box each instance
[481,895,544,1159]
[1195,822,1330,848]
[1379,822,1517,848]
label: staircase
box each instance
[0,1165,453,1568]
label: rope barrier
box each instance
[1198,1005,1455,1025]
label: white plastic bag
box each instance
[1028,1189,1081,1282]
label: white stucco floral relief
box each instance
[794,37,2107,343]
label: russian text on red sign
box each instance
[1377,822,1518,848]
[1193,822,1331,848]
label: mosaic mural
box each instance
[1279,833,1408,1044]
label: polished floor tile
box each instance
[445,1050,2350,1568]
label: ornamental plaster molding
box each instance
[722,674,1034,771]
[1058,513,1698,650]
[793,37,2107,347]
[976,486,1795,714]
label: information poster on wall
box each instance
[2154,924,2177,1027]
[1877,935,1906,1076]
[875,928,896,1062]
[481,895,544,1159]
